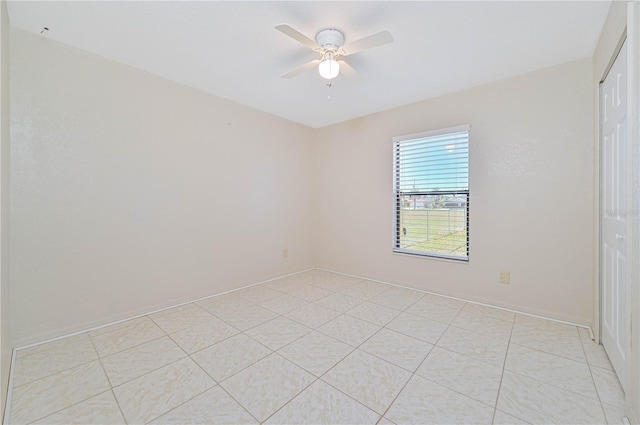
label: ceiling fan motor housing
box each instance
[316,29,345,51]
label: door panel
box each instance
[601,40,627,388]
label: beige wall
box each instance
[314,59,594,325]
[10,29,316,346]
[8,16,598,344]
[0,0,9,420]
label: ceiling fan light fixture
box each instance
[276,24,393,81]
[319,54,340,80]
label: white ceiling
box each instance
[8,1,610,128]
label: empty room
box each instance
[0,1,639,424]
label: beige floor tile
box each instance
[436,326,508,367]
[266,277,311,293]
[273,272,324,287]
[314,293,364,313]
[191,333,272,382]
[405,298,462,324]
[602,401,626,425]
[285,303,341,328]
[385,375,495,425]
[359,280,391,292]
[277,331,353,377]
[504,343,598,400]
[150,385,258,425]
[386,312,448,344]
[313,277,360,292]
[113,357,215,424]
[197,293,254,317]
[288,284,334,302]
[326,274,364,285]
[591,366,625,408]
[492,410,530,425]
[335,284,369,300]
[416,347,502,407]
[338,280,388,299]
[463,303,516,322]
[246,316,312,350]
[10,361,110,424]
[101,336,186,386]
[220,353,315,422]
[236,286,285,304]
[310,270,343,281]
[31,391,125,425]
[265,380,379,425]
[420,293,466,310]
[305,270,337,280]
[259,294,310,315]
[583,344,615,371]
[360,328,433,372]
[317,315,380,347]
[10,273,618,425]
[149,303,214,334]
[514,314,578,335]
[451,310,513,340]
[17,333,90,358]
[322,350,411,414]
[346,302,401,326]
[368,287,423,311]
[510,323,585,362]
[513,315,581,338]
[579,330,614,371]
[497,371,606,424]
[13,334,98,387]
[221,304,280,331]
[89,316,166,357]
[170,317,239,353]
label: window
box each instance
[393,125,469,261]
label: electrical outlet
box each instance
[499,271,510,285]
[283,248,288,258]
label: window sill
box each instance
[392,250,469,264]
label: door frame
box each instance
[625,2,640,422]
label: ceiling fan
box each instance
[275,24,393,80]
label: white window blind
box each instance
[393,125,469,261]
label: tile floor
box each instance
[7,270,626,424]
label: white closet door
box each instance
[601,40,628,387]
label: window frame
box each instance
[392,125,470,262]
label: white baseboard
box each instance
[14,267,315,352]
[316,267,591,330]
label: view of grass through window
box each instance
[398,195,468,256]
[393,126,469,260]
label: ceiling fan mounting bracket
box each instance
[315,29,345,52]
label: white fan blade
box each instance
[341,30,393,56]
[275,24,318,49]
[282,59,321,79]
[337,60,363,81]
